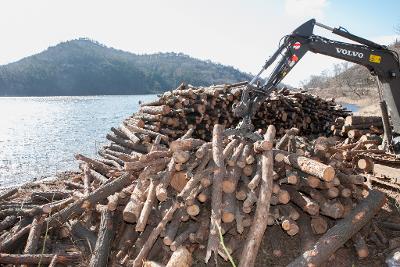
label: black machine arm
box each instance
[234,19,400,135]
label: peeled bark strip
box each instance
[165,246,192,267]
[88,208,115,267]
[205,124,225,263]
[239,125,276,267]
[0,253,81,264]
[288,190,385,267]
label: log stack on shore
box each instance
[0,83,392,267]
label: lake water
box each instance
[0,95,157,188]
[343,103,359,113]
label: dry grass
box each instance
[308,86,381,116]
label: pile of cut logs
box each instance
[331,115,384,138]
[329,115,400,188]
[132,82,350,141]
[0,83,389,267]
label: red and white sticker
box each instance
[293,42,301,50]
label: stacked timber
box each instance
[0,84,389,267]
[133,83,349,141]
[331,115,383,137]
[327,116,400,188]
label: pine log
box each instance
[227,141,245,166]
[0,223,31,252]
[310,216,328,234]
[222,166,241,193]
[140,105,171,115]
[165,246,192,267]
[88,208,115,267]
[283,185,319,216]
[136,179,157,232]
[276,150,335,181]
[169,138,205,152]
[69,220,97,250]
[31,191,71,203]
[156,159,176,202]
[275,128,299,150]
[132,202,179,267]
[195,142,212,159]
[163,209,182,246]
[344,115,382,126]
[352,232,369,258]
[223,138,240,159]
[205,124,225,263]
[170,223,198,251]
[239,125,276,267]
[75,154,112,176]
[0,216,18,231]
[48,172,133,228]
[222,192,236,223]
[123,179,149,223]
[0,188,18,201]
[297,211,318,252]
[238,143,253,168]
[357,158,374,172]
[287,190,385,267]
[119,124,141,144]
[23,215,45,254]
[247,156,262,190]
[0,253,81,264]
[198,187,210,203]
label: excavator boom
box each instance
[233,19,400,150]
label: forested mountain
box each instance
[0,38,252,96]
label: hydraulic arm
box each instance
[233,19,400,150]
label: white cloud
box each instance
[284,0,328,20]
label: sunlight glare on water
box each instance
[0,95,157,188]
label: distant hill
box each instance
[0,38,252,96]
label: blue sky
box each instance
[0,0,398,86]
